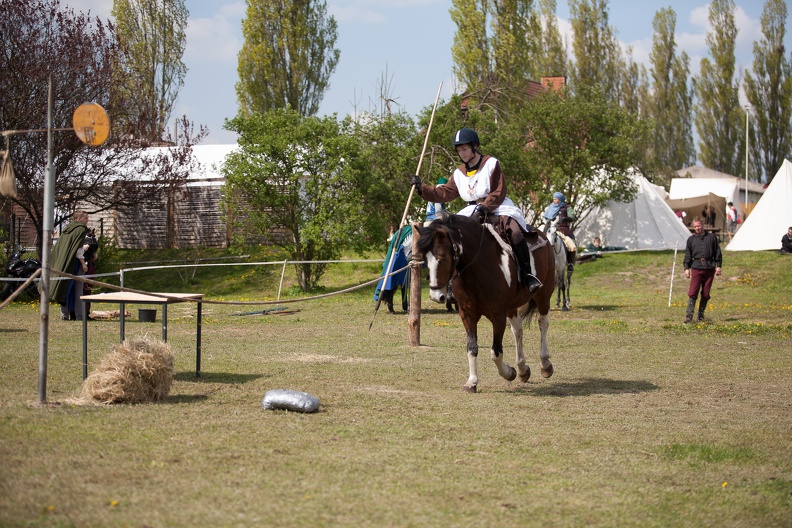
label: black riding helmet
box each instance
[453,127,480,149]
[454,128,482,172]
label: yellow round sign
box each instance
[72,103,110,146]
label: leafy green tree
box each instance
[505,84,650,226]
[222,109,371,291]
[490,0,541,91]
[236,0,339,117]
[537,0,567,76]
[619,47,649,117]
[112,0,188,142]
[744,0,792,183]
[648,7,695,174]
[352,110,418,239]
[450,0,542,115]
[693,0,745,175]
[568,0,622,101]
[450,0,493,94]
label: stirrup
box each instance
[525,274,542,293]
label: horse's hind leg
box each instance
[490,318,517,383]
[509,314,530,383]
[564,269,573,311]
[538,311,553,378]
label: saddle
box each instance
[525,229,548,252]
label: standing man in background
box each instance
[683,217,722,323]
[726,202,739,241]
[49,210,89,320]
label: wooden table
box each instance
[79,292,204,380]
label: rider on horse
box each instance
[410,127,543,294]
[543,191,576,272]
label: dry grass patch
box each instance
[0,250,790,526]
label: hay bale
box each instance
[78,336,174,404]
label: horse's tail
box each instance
[522,298,538,327]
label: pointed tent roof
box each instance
[576,171,691,251]
[725,159,792,251]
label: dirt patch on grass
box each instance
[281,353,370,364]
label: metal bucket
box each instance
[138,308,157,322]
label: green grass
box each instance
[0,248,790,527]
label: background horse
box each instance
[547,225,573,311]
[416,214,555,393]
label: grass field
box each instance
[0,249,790,527]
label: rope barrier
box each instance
[44,262,417,306]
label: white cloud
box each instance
[185,4,244,63]
[329,4,386,24]
[328,0,442,24]
[62,0,113,21]
[688,4,710,31]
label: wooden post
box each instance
[408,223,421,346]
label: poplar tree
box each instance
[236,0,339,117]
[619,47,648,117]
[537,0,567,76]
[112,0,188,142]
[491,0,541,92]
[450,0,491,93]
[693,0,744,175]
[744,0,792,183]
[450,0,541,110]
[568,0,622,101]
[648,7,695,172]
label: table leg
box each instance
[82,300,88,380]
[196,301,202,377]
[162,303,168,342]
[120,302,126,343]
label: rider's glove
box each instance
[473,204,488,223]
[409,175,422,195]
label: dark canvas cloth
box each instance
[49,221,88,304]
[374,225,413,300]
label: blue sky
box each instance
[66,0,790,146]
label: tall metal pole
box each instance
[745,105,749,214]
[38,75,56,404]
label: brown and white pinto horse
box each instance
[416,214,556,393]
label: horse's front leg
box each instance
[509,313,530,383]
[460,310,481,393]
[490,316,517,383]
[538,311,554,378]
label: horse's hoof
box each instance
[540,365,554,378]
[462,384,477,393]
[562,305,569,312]
[519,367,531,383]
[505,366,517,382]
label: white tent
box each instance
[576,172,691,250]
[669,166,766,223]
[665,193,727,231]
[725,159,792,251]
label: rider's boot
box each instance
[684,296,696,324]
[697,298,708,321]
[512,241,542,294]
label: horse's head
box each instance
[416,217,459,304]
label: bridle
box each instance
[428,224,485,295]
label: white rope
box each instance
[46,262,416,306]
